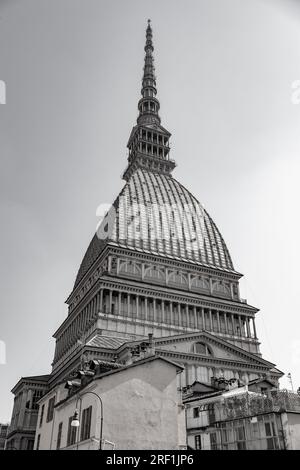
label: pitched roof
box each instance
[87,335,128,350]
[11,374,50,394]
[153,330,277,368]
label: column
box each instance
[252,318,257,339]
[239,315,243,337]
[87,302,91,323]
[202,308,205,330]
[95,292,100,313]
[162,300,165,324]
[231,314,235,335]
[178,304,182,327]
[127,293,131,317]
[100,289,103,312]
[246,317,251,338]
[209,309,213,331]
[184,364,189,388]
[217,311,221,333]
[145,297,148,322]
[194,307,197,329]
[136,295,139,319]
[224,312,229,334]
[153,298,156,323]
[109,290,113,314]
[170,302,173,324]
[186,305,189,328]
[118,292,122,316]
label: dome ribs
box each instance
[73,168,236,290]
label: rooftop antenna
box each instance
[287,372,294,392]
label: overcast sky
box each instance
[1,0,300,422]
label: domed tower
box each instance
[50,21,282,388]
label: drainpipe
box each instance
[49,392,57,450]
[279,412,287,450]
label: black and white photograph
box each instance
[1,0,300,454]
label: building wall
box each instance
[284,412,300,450]
[35,359,186,450]
[0,424,9,450]
[6,382,47,450]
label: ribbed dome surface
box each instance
[74,169,234,288]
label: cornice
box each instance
[155,349,271,372]
[99,277,258,315]
[107,244,243,280]
[153,331,273,367]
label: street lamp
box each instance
[71,391,103,450]
[71,410,80,428]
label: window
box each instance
[26,439,34,450]
[195,435,201,450]
[67,416,77,447]
[46,397,55,422]
[264,421,279,450]
[80,406,92,441]
[39,404,45,427]
[193,342,212,356]
[235,424,246,450]
[210,432,217,450]
[208,405,216,425]
[193,407,200,418]
[56,422,63,450]
[32,390,43,410]
[36,434,41,450]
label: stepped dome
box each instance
[74,168,235,288]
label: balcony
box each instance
[213,390,300,422]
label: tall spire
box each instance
[137,19,161,126]
[122,20,175,181]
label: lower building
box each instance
[0,423,9,450]
[6,375,49,450]
[34,348,186,450]
[185,379,300,450]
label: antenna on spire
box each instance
[136,19,160,125]
[122,21,175,181]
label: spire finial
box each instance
[122,22,175,181]
[136,20,160,125]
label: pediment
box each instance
[154,331,275,368]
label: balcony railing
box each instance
[212,390,300,422]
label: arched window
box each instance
[193,342,213,356]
